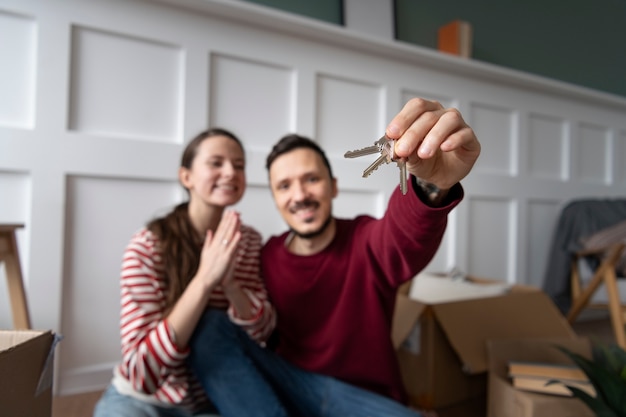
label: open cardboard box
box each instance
[391,275,578,411]
[0,330,59,417]
[487,338,594,417]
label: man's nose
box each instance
[291,181,307,201]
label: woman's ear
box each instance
[178,166,192,189]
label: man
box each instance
[188,97,480,417]
[260,97,480,411]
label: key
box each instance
[344,136,387,158]
[381,139,408,195]
[362,153,390,177]
[397,159,408,195]
[344,135,409,195]
[359,136,392,177]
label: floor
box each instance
[52,389,103,417]
[51,317,619,417]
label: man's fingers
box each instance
[418,110,466,158]
[393,109,447,159]
[386,98,444,139]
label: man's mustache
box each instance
[290,199,319,212]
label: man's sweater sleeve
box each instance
[373,178,464,288]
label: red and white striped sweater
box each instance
[111,225,275,411]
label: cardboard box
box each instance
[431,395,486,417]
[392,277,577,410]
[487,338,594,417]
[0,330,59,417]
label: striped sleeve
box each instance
[226,225,277,343]
[118,229,189,395]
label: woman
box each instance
[94,128,288,417]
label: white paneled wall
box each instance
[0,10,36,129]
[1,0,625,395]
[69,26,184,141]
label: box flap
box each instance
[411,272,510,304]
[0,330,57,417]
[0,330,47,350]
[432,291,576,374]
[398,280,412,296]
[392,293,426,349]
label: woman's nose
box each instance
[222,162,236,177]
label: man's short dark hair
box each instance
[265,134,334,179]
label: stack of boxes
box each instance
[392,274,594,416]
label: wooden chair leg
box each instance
[0,225,31,329]
[568,244,626,324]
[571,259,582,300]
[604,269,626,349]
[569,243,626,348]
[567,266,608,323]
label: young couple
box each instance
[93,98,481,417]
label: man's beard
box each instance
[289,213,333,240]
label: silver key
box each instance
[362,153,390,177]
[397,159,408,195]
[381,139,408,195]
[344,135,408,195]
[344,136,386,158]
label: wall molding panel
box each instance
[68,26,184,142]
[0,0,625,395]
[0,10,36,129]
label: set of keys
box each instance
[344,135,408,195]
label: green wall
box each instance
[243,0,343,24]
[395,0,626,99]
[243,0,626,99]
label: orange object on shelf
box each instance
[438,20,473,58]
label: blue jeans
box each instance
[188,310,422,417]
[93,385,220,417]
[187,309,289,417]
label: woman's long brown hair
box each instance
[146,128,244,314]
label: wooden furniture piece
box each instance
[0,224,31,329]
[567,242,626,349]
